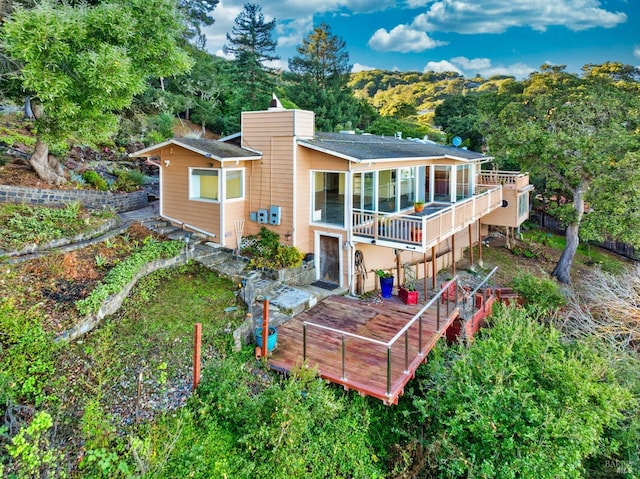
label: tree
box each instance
[223,3,278,112]
[286,23,362,131]
[178,0,219,49]
[490,65,640,283]
[2,0,192,185]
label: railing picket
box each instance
[341,334,346,380]
[404,331,409,373]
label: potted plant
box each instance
[399,283,419,305]
[413,200,425,213]
[375,269,394,298]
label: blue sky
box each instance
[204,0,639,79]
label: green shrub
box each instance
[82,170,109,191]
[404,306,634,479]
[75,238,184,316]
[6,411,63,477]
[112,168,145,192]
[512,271,566,315]
[244,227,304,270]
[0,299,57,405]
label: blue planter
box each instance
[255,327,277,352]
[380,276,394,298]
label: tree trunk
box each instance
[551,182,587,284]
[29,138,66,186]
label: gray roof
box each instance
[298,132,489,162]
[130,138,261,160]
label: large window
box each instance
[313,171,345,226]
[399,167,416,209]
[190,168,219,201]
[434,166,450,201]
[352,172,375,211]
[189,168,244,202]
[518,193,529,217]
[456,165,472,200]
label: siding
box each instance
[159,146,221,238]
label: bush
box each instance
[82,170,109,191]
[404,306,634,479]
[512,271,565,316]
[244,227,304,270]
[112,168,145,192]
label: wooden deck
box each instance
[268,293,461,405]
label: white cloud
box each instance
[214,49,234,61]
[424,57,535,79]
[423,60,463,74]
[634,45,640,59]
[412,0,627,34]
[450,56,491,71]
[352,63,377,73]
[368,25,447,52]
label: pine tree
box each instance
[223,3,279,111]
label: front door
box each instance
[318,234,341,285]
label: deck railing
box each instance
[352,185,502,249]
[302,276,461,398]
[478,171,529,189]
[460,266,498,331]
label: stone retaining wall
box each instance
[56,252,188,343]
[0,185,148,212]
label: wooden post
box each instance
[193,323,202,391]
[262,298,269,362]
[478,221,483,267]
[451,235,456,276]
[423,252,428,299]
[468,224,474,265]
[395,250,401,286]
[431,245,437,290]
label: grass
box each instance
[0,202,116,251]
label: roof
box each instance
[130,138,261,162]
[298,132,490,163]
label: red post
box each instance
[193,323,202,391]
[262,298,269,361]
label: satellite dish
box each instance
[452,136,462,147]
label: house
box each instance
[131,100,532,295]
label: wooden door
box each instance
[319,235,340,284]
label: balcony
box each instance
[351,185,503,252]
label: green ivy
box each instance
[75,238,184,316]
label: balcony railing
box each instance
[478,171,529,190]
[352,185,502,250]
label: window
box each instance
[189,168,244,203]
[456,165,472,200]
[518,193,529,217]
[399,167,416,209]
[190,168,219,201]
[225,170,243,200]
[313,171,345,226]
[352,172,375,211]
[434,166,450,201]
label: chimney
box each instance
[269,93,284,111]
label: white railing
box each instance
[352,185,502,249]
[478,171,529,188]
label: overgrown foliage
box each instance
[511,271,566,316]
[243,226,304,270]
[402,306,635,478]
[0,202,114,251]
[75,237,184,316]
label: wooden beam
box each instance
[468,224,474,265]
[193,323,202,391]
[423,252,428,299]
[478,221,483,266]
[451,235,456,276]
[431,245,437,290]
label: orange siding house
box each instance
[132,101,532,294]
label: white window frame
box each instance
[188,167,245,203]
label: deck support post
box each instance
[423,252,428,300]
[431,246,437,291]
[395,249,401,286]
[193,323,202,391]
[436,297,441,331]
[451,235,456,277]
[478,220,483,267]
[468,224,474,265]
